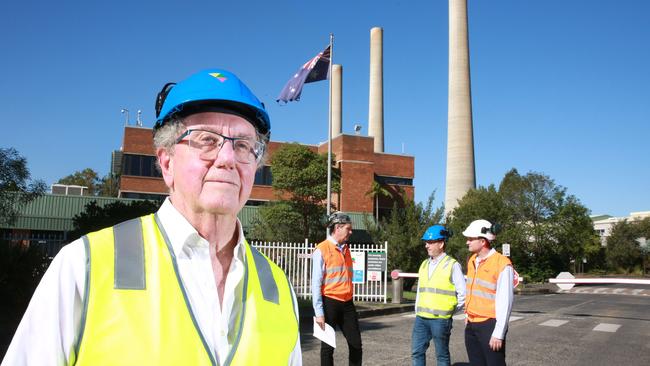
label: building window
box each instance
[122,154,162,178]
[120,192,167,201]
[254,166,273,186]
[245,200,268,206]
[376,175,413,186]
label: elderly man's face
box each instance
[159,112,258,217]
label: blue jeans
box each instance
[411,315,453,366]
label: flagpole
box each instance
[327,33,334,220]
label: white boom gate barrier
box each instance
[252,240,388,303]
[549,272,650,290]
[391,270,523,285]
[390,268,522,303]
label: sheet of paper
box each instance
[312,317,336,348]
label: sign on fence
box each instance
[367,270,382,281]
[367,251,387,271]
[351,251,366,283]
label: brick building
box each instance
[116,126,414,217]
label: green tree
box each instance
[69,200,161,240]
[605,218,650,273]
[0,147,46,226]
[446,184,509,267]
[58,168,120,197]
[448,168,596,282]
[0,147,48,349]
[365,180,392,221]
[250,143,340,242]
[57,168,100,195]
[365,192,444,281]
[96,174,120,197]
[249,201,306,243]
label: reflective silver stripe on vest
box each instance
[323,273,351,285]
[471,289,496,300]
[441,257,453,269]
[326,265,346,274]
[475,278,497,290]
[416,306,455,317]
[325,265,352,274]
[250,246,280,305]
[113,218,146,290]
[418,286,456,296]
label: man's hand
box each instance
[315,316,326,330]
[489,337,503,351]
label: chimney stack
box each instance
[445,0,476,214]
[332,64,343,136]
[368,27,384,153]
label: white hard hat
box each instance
[462,219,497,241]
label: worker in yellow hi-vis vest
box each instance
[4,69,301,366]
[412,225,466,366]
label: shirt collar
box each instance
[327,235,346,248]
[429,252,447,265]
[156,198,246,260]
[476,248,496,263]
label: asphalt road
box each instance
[300,284,650,365]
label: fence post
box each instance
[392,269,404,304]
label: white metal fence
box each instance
[251,240,388,303]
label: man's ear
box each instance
[157,148,174,189]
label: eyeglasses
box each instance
[175,129,265,164]
[424,240,444,245]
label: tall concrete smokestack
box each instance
[368,27,384,153]
[332,64,343,136]
[445,0,476,215]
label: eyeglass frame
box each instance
[174,128,266,164]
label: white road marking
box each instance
[593,323,621,332]
[539,319,568,327]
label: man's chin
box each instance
[198,200,242,216]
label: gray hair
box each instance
[153,117,269,169]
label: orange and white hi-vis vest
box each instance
[316,239,353,302]
[72,214,298,366]
[466,251,512,323]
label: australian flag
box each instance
[277,45,331,104]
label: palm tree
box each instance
[365,181,392,221]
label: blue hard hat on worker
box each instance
[154,68,271,135]
[421,224,452,242]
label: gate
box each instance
[251,240,388,303]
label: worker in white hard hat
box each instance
[462,219,514,366]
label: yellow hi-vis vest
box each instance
[72,214,298,366]
[415,255,458,319]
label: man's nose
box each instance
[213,139,237,167]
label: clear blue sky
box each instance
[1,0,648,217]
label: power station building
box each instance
[116,125,415,217]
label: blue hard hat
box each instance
[421,225,452,241]
[154,69,271,135]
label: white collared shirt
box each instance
[2,198,301,366]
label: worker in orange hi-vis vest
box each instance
[463,219,514,366]
[311,212,362,366]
